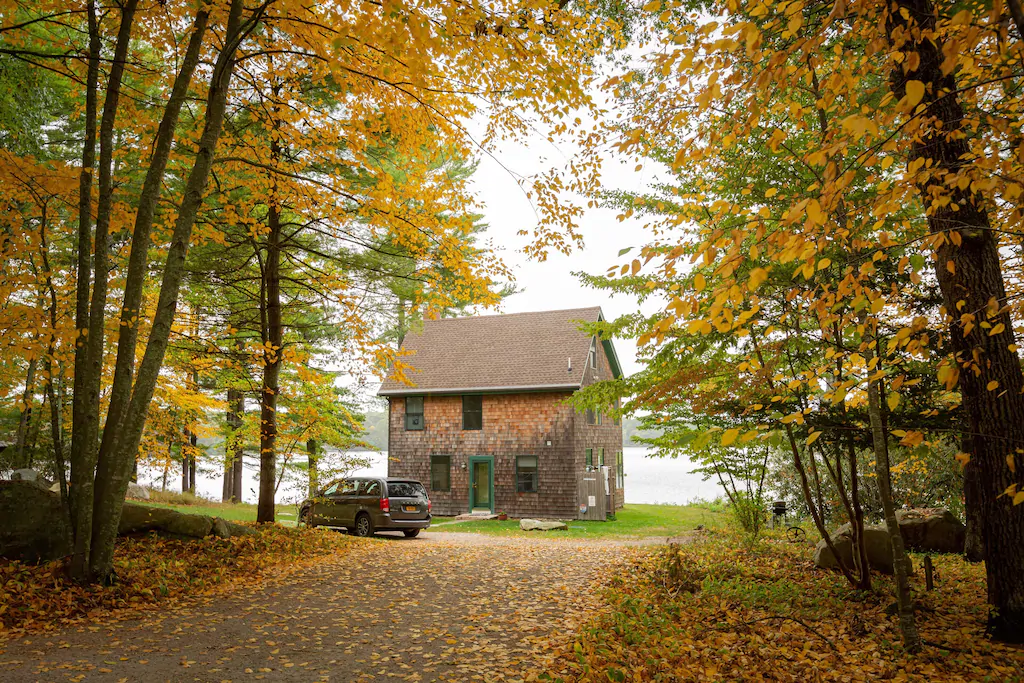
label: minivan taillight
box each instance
[380,497,390,513]
[427,499,432,513]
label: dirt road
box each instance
[0,532,641,682]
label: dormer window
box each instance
[405,396,424,430]
[589,338,597,373]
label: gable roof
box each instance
[377,307,622,396]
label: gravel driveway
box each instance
[0,532,640,682]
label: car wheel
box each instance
[354,513,374,537]
[403,529,420,538]
[299,507,315,528]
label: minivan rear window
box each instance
[387,481,427,498]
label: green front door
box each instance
[469,456,494,512]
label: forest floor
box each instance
[0,532,641,682]
[544,528,1024,682]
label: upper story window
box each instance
[463,395,483,430]
[589,338,598,376]
[585,448,593,467]
[586,408,595,425]
[405,396,424,430]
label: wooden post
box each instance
[924,556,934,591]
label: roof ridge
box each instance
[425,306,603,323]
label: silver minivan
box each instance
[299,477,432,537]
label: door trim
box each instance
[468,455,494,513]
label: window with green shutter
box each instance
[585,448,593,467]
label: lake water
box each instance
[151,446,725,506]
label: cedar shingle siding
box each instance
[381,308,624,519]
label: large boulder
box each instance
[813,523,913,575]
[0,480,72,562]
[520,518,568,531]
[11,468,53,490]
[11,468,41,482]
[895,508,965,554]
[126,482,150,500]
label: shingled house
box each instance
[378,307,624,520]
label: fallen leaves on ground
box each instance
[536,529,1024,682]
[0,525,353,638]
[0,535,636,682]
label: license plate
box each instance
[404,505,418,512]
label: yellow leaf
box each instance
[806,199,825,224]
[904,80,925,108]
[1014,491,1024,506]
[748,267,769,291]
[765,187,778,198]
[806,431,822,445]
[721,428,740,446]
[887,393,900,411]
[988,380,1000,391]
[817,258,831,270]
[989,323,1005,336]
[694,273,706,291]
[955,452,971,466]
[1008,454,1017,474]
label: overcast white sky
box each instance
[465,128,665,379]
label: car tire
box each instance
[299,507,315,528]
[403,529,420,538]
[354,513,374,537]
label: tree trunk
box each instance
[889,0,1024,641]
[14,356,38,468]
[866,359,922,653]
[71,0,140,581]
[257,188,283,524]
[188,428,197,494]
[847,435,872,590]
[785,425,860,587]
[85,0,250,582]
[98,7,209,474]
[68,0,101,581]
[307,438,319,498]
[963,434,985,562]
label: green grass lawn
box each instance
[433,503,727,538]
[137,500,299,526]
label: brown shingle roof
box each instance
[378,307,620,396]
